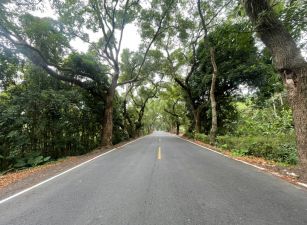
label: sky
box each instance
[69,24,141,53]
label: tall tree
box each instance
[158,6,203,132]
[161,85,186,135]
[197,0,235,143]
[0,0,176,146]
[129,83,159,136]
[197,0,217,144]
[0,65,106,171]
[242,0,307,165]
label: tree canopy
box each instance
[1,0,307,171]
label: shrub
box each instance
[231,148,249,157]
[184,132,194,139]
[216,135,298,164]
[194,133,210,144]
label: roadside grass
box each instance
[187,133,298,166]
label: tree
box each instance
[161,85,186,135]
[0,64,107,171]
[186,21,276,135]
[170,53,204,133]
[129,83,159,136]
[197,0,237,144]
[0,46,20,90]
[242,0,307,165]
[162,21,203,132]
[197,0,217,144]
[0,0,176,146]
[155,0,234,137]
[120,47,164,137]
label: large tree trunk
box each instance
[243,0,307,165]
[193,107,201,133]
[101,93,114,147]
[209,47,218,145]
[197,0,218,144]
[101,70,119,147]
[284,68,307,165]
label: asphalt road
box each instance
[1,131,307,225]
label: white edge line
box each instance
[298,182,307,188]
[176,135,307,189]
[0,136,146,205]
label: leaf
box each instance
[43,156,51,162]
[14,161,27,168]
[7,130,19,138]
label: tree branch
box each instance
[136,0,175,77]
[115,0,130,61]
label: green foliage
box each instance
[187,96,298,165]
[194,133,210,144]
[0,66,104,171]
[184,132,194,139]
[20,14,69,64]
[0,0,304,170]
[212,98,298,164]
[198,22,274,92]
[234,100,294,136]
[143,83,188,134]
[276,0,307,43]
[64,53,109,86]
[0,48,20,90]
[184,22,273,133]
[13,152,51,169]
[112,95,129,144]
[231,148,249,157]
[216,135,298,164]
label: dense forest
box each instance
[0,0,306,173]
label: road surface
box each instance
[1,131,307,225]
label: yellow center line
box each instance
[157,146,162,160]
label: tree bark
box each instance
[209,47,218,145]
[101,93,114,147]
[193,107,201,133]
[135,106,146,136]
[283,68,307,165]
[197,0,219,144]
[243,0,307,165]
[101,70,119,147]
[123,99,134,138]
[176,120,180,135]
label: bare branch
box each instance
[103,0,119,54]
[91,0,116,65]
[164,108,178,117]
[205,0,233,27]
[117,77,140,86]
[116,0,130,61]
